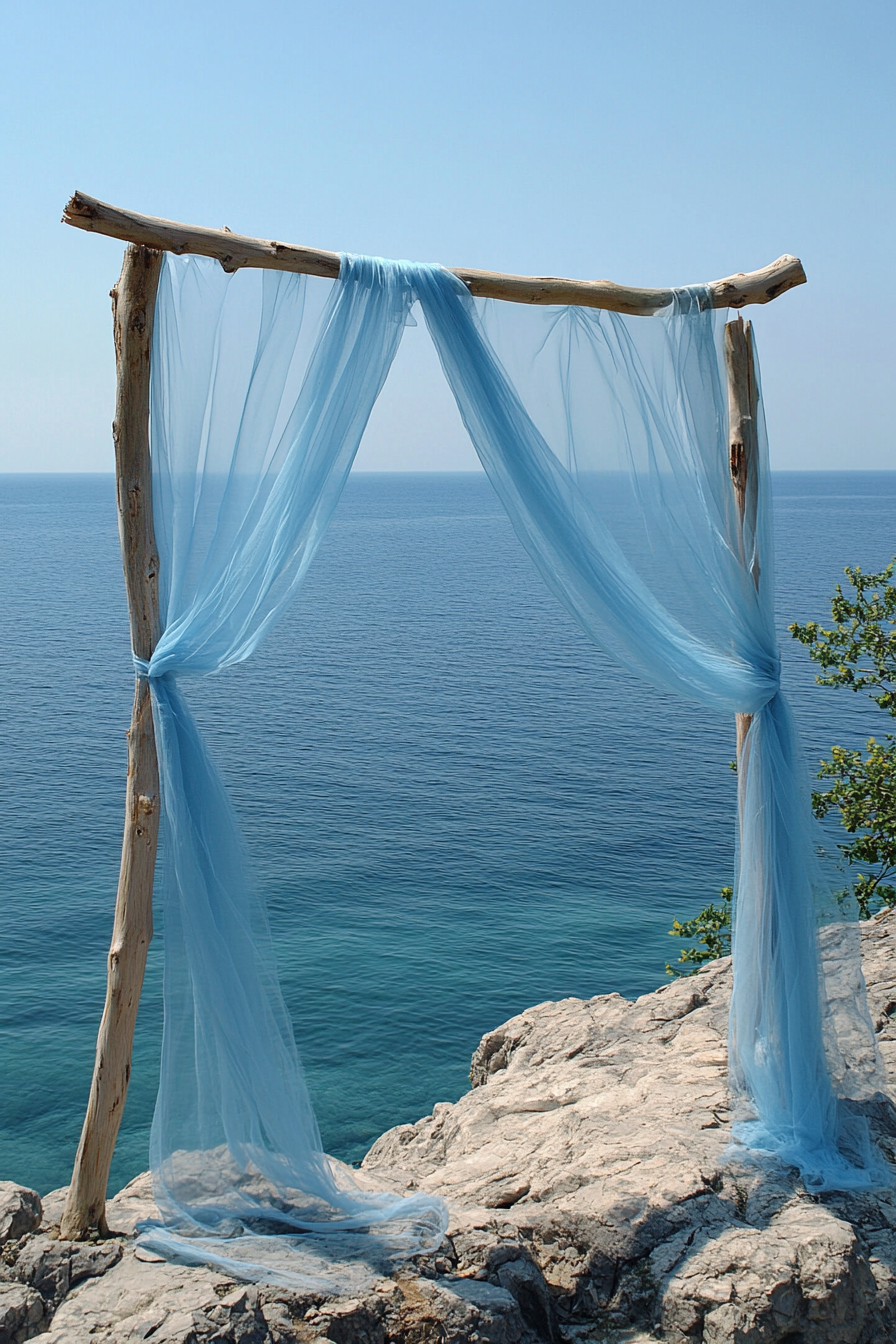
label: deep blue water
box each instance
[2,470,894,1195]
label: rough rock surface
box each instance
[0,1188,40,1249]
[4,910,896,1343]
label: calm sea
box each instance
[2,470,894,1195]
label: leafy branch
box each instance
[789,560,896,716]
[667,887,732,977]
[790,558,896,919]
[811,738,896,918]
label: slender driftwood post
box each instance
[61,246,163,1240]
[724,314,761,763]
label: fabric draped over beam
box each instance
[135,252,889,1284]
[136,257,450,1287]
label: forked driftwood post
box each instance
[59,190,805,1239]
[61,246,163,1240]
[725,314,761,765]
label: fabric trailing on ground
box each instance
[138,252,888,1283]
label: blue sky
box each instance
[1,0,893,471]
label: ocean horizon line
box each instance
[3,466,895,478]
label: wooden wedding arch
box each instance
[57,190,806,1239]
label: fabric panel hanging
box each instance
[137,254,448,1287]
[410,265,887,1191]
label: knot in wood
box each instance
[729,441,747,489]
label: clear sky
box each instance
[1,0,893,472]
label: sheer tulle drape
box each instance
[411,269,886,1189]
[138,251,886,1286]
[137,255,448,1287]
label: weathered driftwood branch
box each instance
[61,246,163,1241]
[725,314,761,762]
[63,191,806,315]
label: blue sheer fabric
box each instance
[136,255,448,1288]
[411,274,887,1189]
[137,251,887,1284]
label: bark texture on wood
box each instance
[63,191,807,315]
[111,247,164,662]
[724,315,761,763]
[61,246,163,1241]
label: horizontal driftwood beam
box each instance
[63,191,806,314]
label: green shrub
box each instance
[790,560,896,918]
[667,887,732,977]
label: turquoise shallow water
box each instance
[2,470,894,1194]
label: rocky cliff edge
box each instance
[4,909,896,1344]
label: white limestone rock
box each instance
[12,1234,122,1305]
[0,1283,45,1344]
[39,1254,235,1344]
[657,1203,874,1343]
[360,908,896,1341]
[8,907,896,1342]
[0,1187,40,1249]
[37,1253,529,1344]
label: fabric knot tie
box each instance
[133,656,153,678]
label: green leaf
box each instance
[667,887,732,977]
[790,558,896,918]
